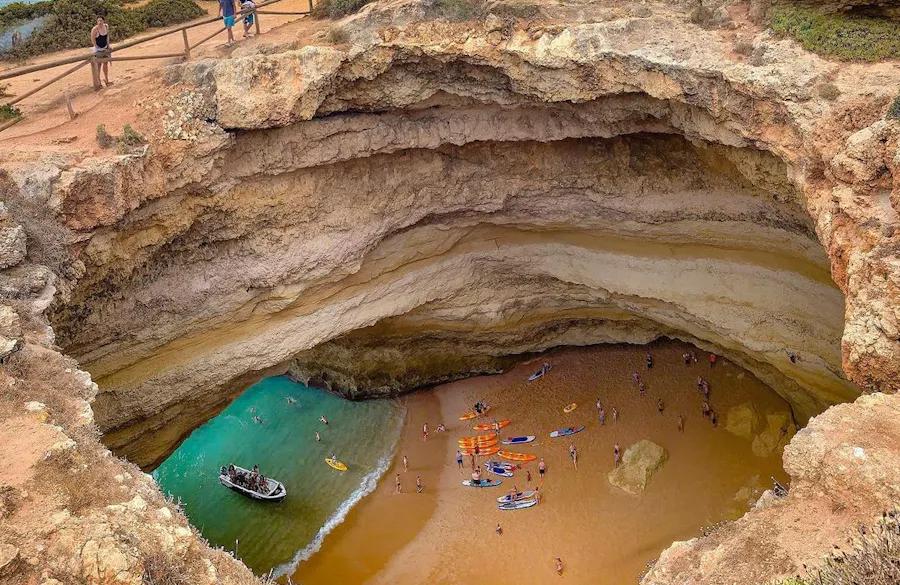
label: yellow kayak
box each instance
[325,457,348,471]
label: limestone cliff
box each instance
[0,0,898,584]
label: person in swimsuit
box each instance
[496,522,503,536]
[612,407,619,423]
[241,0,256,38]
[403,455,409,472]
[422,422,429,441]
[456,450,463,469]
[320,415,328,425]
[613,443,621,467]
[598,406,606,425]
[395,473,401,493]
[315,431,320,442]
[219,0,238,46]
[90,17,111,87]
[538,458,546,478]
[555,557,564,576]
[657,399,665,414]
[677,414,685,432]
[569,444,578,470]
[646,351,653,369]
[416,475,423,493]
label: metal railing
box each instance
[0,0,313,133]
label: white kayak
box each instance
[484,464,514,478]
[498,498,538,510]
[497,490,537,504]
[501,435,536,445]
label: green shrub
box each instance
[118,123,145,147]
[0,0,54,28]
[0,103,21,122]
[96,124,115,148]
[429,0,483,21]
[888,95,900,120]
[312,0,373,19]
[1,0,204,59]
[770,4,900,61]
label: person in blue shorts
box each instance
[219,0,238,46]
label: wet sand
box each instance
[291,340,793,584]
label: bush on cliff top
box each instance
[770,4,900,61]
[773,510,900,585]
[1,0,204,60]
[312,0,373,18]
[0,0,54,28]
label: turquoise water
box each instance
[152,376,405,576]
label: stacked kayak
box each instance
[499,450,537,463]
[499,498,538,510]
[497,490,536,504]
[473,419,510,431]
[501,435,535,445]
[459,445,499,456]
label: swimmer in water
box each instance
[286,396,296,404]
[320,415,328,425]
[315,431,320,442]
[253,415,262,424]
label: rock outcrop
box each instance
[608,440,669,495]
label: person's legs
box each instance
[101,60,109,85]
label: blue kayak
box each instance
[549,426,585,438]
[463,479,502,488]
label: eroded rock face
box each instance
[0,0,898,583]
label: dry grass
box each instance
[776,510,900,585]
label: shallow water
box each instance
[152,375,405,575]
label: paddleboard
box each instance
[325,458,348,471]
[462,479,502,488]
[499,450,537,463]
[485,465,514,478]
[497,490,537,504]
[563,403,577,413]
[549,426,585,438]
[527,364,551,382]
[473,419,510,431]
[484,459,516,470]
[498,498,538,510]
[501,435,535,445]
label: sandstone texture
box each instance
[608,439,669,495]
[0,0,898,583]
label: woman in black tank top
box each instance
[90,17,111,87]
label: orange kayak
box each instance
[458,406,491,421]
[458,439,498,449]
[473,420,510,431]
[460,445,499,456]
[458,433,498,443]
[499,450,537,462]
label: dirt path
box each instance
[0,0,318,143]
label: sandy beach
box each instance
[291,340,793,584]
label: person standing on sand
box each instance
[456,450,463,469]
[569,444,578,470]
[709,353,717,367]
[613,442,621,467]
[403,455,409,472]
[526,469,532,483]
[555,557,564,576]
[598,406,606,426]
[90,17,111,88]
[395,473,401,493]
[416,475,423,493]
[677,414,684,432]
[612,407,619,423]
[496,523,503,536]
[657,398,665,414]
[218,0,239,46]
[538,458,546,479]
[646,351,653,369]
[422,422,429,441]
[639,381,646,397]
[534,486,541,504]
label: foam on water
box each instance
[153,375,405,575]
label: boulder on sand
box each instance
[725,402,759,440]
[608,440,668,495]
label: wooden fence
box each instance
[0,0,312,133]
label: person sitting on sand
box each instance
[555,557,564,576]
[657,399,665,414]
[436,423,446,433]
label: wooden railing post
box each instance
[254,8,261,35]
[90,57,102,90]
[182,29,191,59]
[308,0,313,13]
